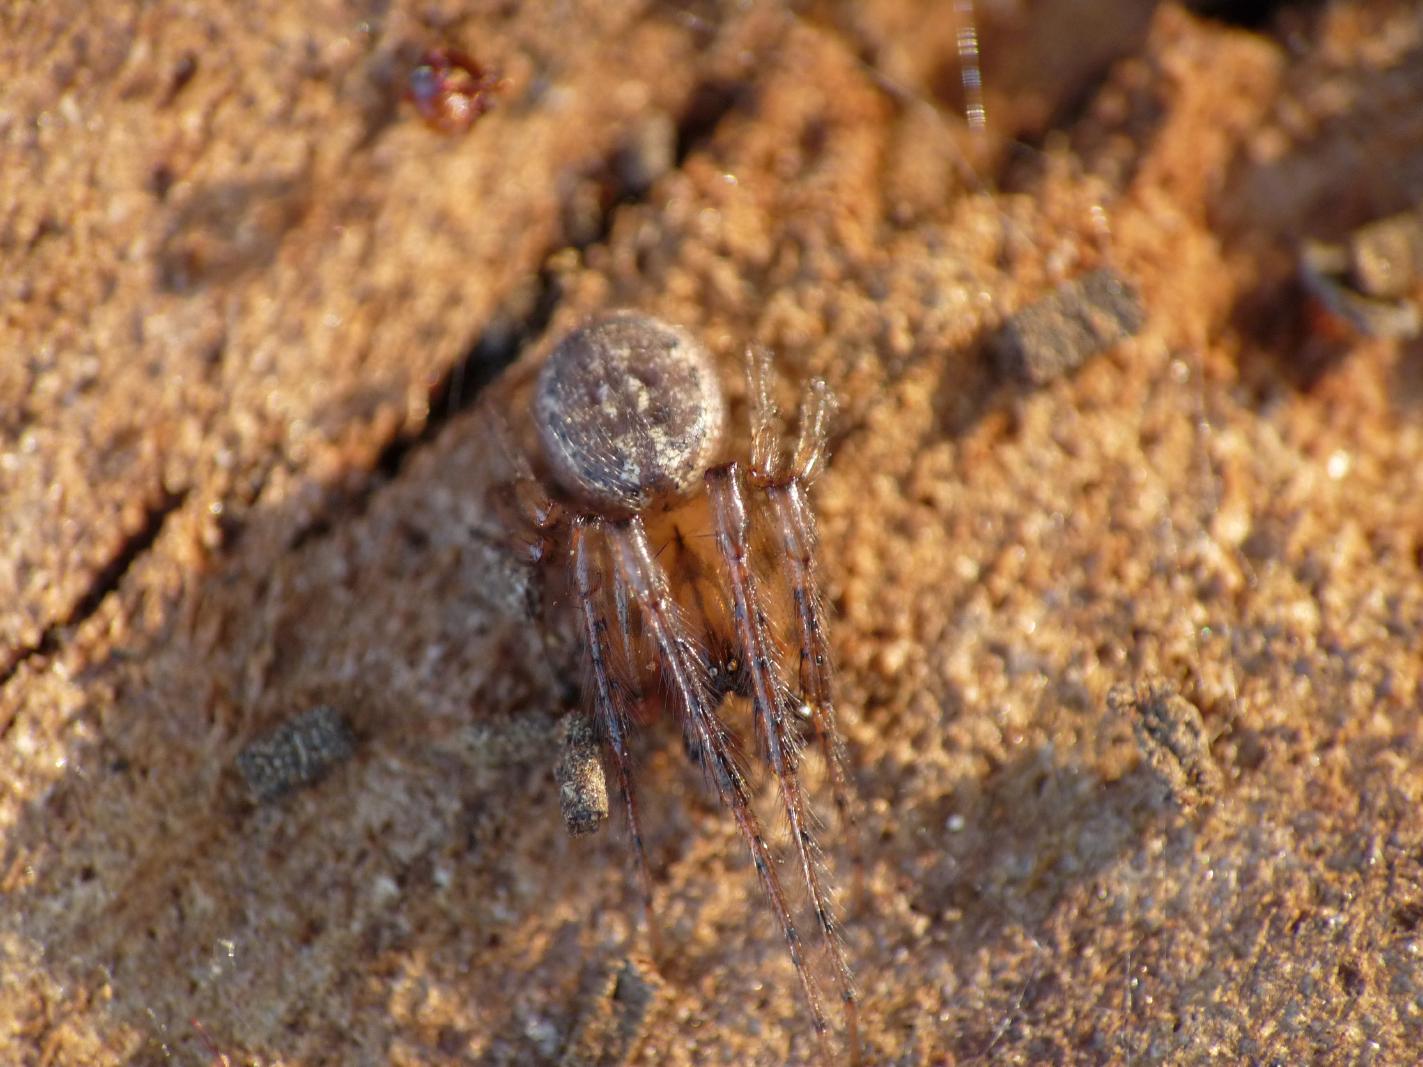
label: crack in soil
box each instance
[0,487,188,705]
[286,75,746,552]
[0,51,755,701]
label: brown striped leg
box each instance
[570,517,661,960]
[764,479,855,835]
[664,524,742,702]
[707,462,860,1065]
[607,515,834,1064]
[746,353,856,839]
[483,414,564,565]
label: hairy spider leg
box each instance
[486,415,662,952]
[745,350,856,842]
[483,414,564,566]
[605,515,835,1063]
[611,545,645,699]
[664,523,743,703]
[570,517,663,960]
[707,462,860,1066]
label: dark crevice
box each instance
[285,258,558,554]
[0,487,187,697]
[673,79,745,166]
[287,76,745,551]
[373,275,562,486]
[1182,0,1324,29]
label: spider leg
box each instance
[746,353,856,842]
[486,482,559,565]
[606,515,834,1063]
[707,462,860,1065]
[483,413,564,565]
[665,524,742,702]
[570,517,662,960]
[764,479,855,833]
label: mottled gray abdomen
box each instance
[534,312,726,513]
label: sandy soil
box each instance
[3,1,1423,1063]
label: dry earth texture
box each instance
[4,1,1423,1064]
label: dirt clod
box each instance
[559,957,660,1067]
[990,267,1145,385]
[1109,678,1221,812]
[556,711,611,837]
[235,706,357,803]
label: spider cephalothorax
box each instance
[499,310,857,1062]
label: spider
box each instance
[492,311,859,1064]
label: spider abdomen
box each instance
[533,312,726,513]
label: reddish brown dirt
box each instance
[4,2,1423,1064]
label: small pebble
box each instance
[1348,209,1423,301]
[1300,209,1423,340]
[991,267,1145,385]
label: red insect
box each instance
[406,48,503,135]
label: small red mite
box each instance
[406,48,503,134]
